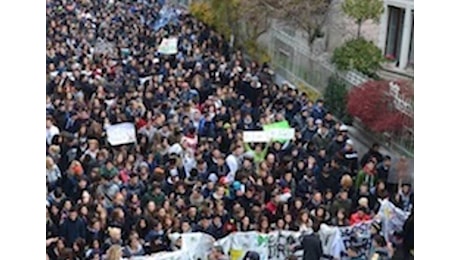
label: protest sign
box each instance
[243,131,271,143]
[158,37,178,55]
[263,120,290,131]
[244,121,295,143]
[243,129,294,143]
[338,221,373,259]
[215,227,346,260]
[134,202,405,260]
[377,199,410,241]
[262,120,293,142]
[106,123,136,146]
[182,232,215,259]
[138,250,187,260]
[267,128,295,141]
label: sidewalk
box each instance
[347,125,414,187]
[275,71,414,188]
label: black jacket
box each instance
[403,213,414,254]
[360,150,383,167]
[295,233,323,260]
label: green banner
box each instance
[262,120,291,142]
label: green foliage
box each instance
[244,40,272,64]
[190,0,240,40]
[342,0,384,37]
[332,38,384,78]
[324,75,352,124]
[189,1,216,27]
[342,0,384,23]
[190,0,271,64]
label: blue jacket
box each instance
[198,118,216,138]
[311,105,325,120]
[60,217,87,246]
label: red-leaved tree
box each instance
[347,80,413,133]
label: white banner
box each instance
[243,129,295,143]
[268,128,295,140]
[137,233,215,260]
[243,131,270,143]
[130,201,407,260]
[158,37,178,55]
[106,123,137,146]
[377,199,410,242]
[215,227,344,260]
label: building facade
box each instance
[378,0,414,72]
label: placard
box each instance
[243,131,270,143]
[106,123,136,146]
[158,37,178,55]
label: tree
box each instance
[331,38,384,78]
[347,80,413,133]
[261,0,333,46]
[323,75,352,124]
[190,0,273,62]
[189,1,216,26]
[341,0,384,38]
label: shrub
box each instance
[347,80,413,133]
[332,38,384,78]
[324,75,352,124]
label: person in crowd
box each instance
[376,156,392,185]
[242,251,260,260]
[349,207,372,225]
[360,143,383,168]
[293,221,323,260]
[370,235,393,260]
[45,1,412,259]
[59,207,87,247]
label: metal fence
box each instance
[267,26,369,93]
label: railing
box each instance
[267,26,369,93]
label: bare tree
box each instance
[238,0,273,44]
[261,0,333,45]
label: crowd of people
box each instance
[46,0,414,259]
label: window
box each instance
[275,49,292,71]
[408,11,414,67]
[274,39,294,71]
[385,6,405,62]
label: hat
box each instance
[243,151,255,159]
[315,119,323,125]
[346,139,354,146]
[169,168,179,177]
[208,173,218,183]
[358,197,369,207]
[219,176,230,185]
[72,164,84,176]
[223,123,231,129]
[139,161,149,169]
[232,181,242,191]
[339,124,348,132]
